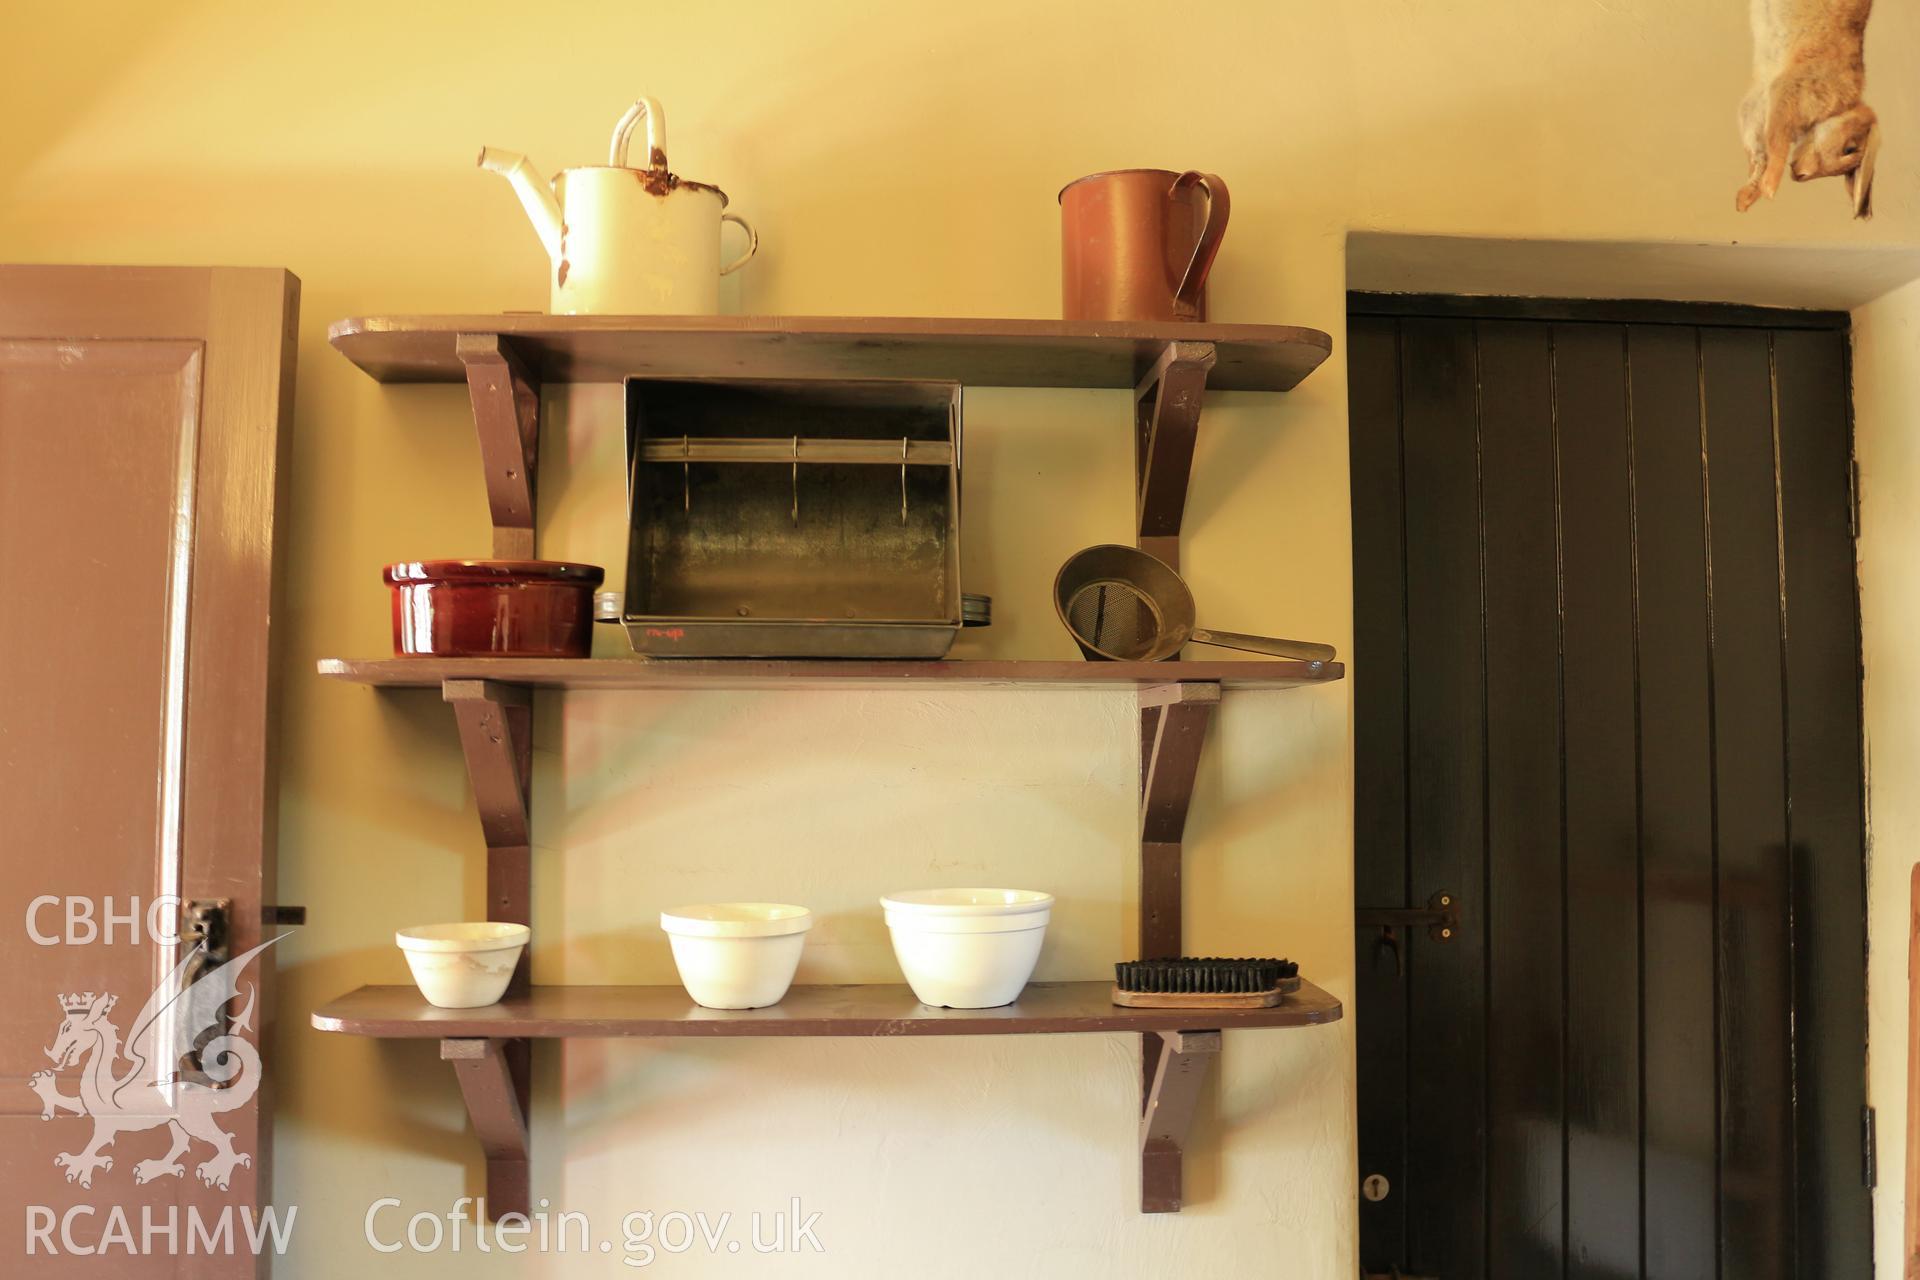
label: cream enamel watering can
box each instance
[479,98,757,315]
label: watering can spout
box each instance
[477,147,564,262]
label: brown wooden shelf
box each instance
[328,314,1331,391]
[317,656,1344,690]
[311,980,1343,1039]
[326,314,1340,1217]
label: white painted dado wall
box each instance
[5,0,1920,1274]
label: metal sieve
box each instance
[1052,544,1337,664]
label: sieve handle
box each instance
[1189,628,1337,664]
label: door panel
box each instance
[1626,323,1719,1280]
[1771,327,1870,1278]
[1553,322,1640,1280]
[1351,298,1868,1280]
[1398,317,1489,1273]
[0,340,204,1062]
[1350,315,1411,1263]
[1699,327,1794,1279]
[1478,320,1565,1277]
[0,267,297,1278]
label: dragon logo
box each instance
[28,938,277,1192]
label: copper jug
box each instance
[1059,169,1229,322]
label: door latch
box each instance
[181,898,232,970]
[1356,892,1458,976]
[178,898,233,1079]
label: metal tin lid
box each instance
[962,593,992,627]
[594,590,625,621]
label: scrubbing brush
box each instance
[1112,957,1301,1009]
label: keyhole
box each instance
[1362,1174,1390,1202]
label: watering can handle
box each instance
[1169,171,1229,318]
[721,213,759,276]
[609,97,668,169]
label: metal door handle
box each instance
[1357,892,1458,977]
[1354,891,1458,939]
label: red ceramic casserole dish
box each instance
[384,560,604,658]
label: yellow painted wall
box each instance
[1855,277,1920,1280]
[5,1,1919,1274]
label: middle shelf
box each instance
[317,656,1345,690]
[313,980,1344,1039]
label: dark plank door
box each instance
[0,266,297,1277]
[1349,296,1867,1280]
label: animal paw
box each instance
[195,1152,250,1191]
[1735,182,1761,212]
[54,1151,109,1188]
[134,1159,184,1184]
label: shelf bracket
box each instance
[442,679,533,1224]
[1140,1028,1223,1213]
[443,679,533,862]
[455,333,541,559]
[1139,681,1221,955]
[1136,680,1221,1212]
[442,1038,530,1220]
[1134,340,1216,571]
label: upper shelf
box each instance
[327,315,1332,391]
[312,980,1344,1038]
[317,656,1344,691]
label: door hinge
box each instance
[1864,1105,1877,1189]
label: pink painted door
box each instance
[0,266,298,1276]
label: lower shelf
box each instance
[312,980,1339,1220]
[311,980,1342,1038]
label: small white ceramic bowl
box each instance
[395,922,530,1009]
[661,903,812,1010]
[881,888,1053,1009]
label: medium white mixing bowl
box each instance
[661,903,812,1010]
[881,888,1053,1008]
[395,922,530,1009]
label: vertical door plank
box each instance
[1773,326,1870,1279]
[1701,326,1794,1280]
[1627,323,1719,1280]
[1349,317,1411,1265]
[1399,317,1488,1277]
[1478,320,1566,1277]
[1554,323,1642,1280]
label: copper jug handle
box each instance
[1169,171,1230,318]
